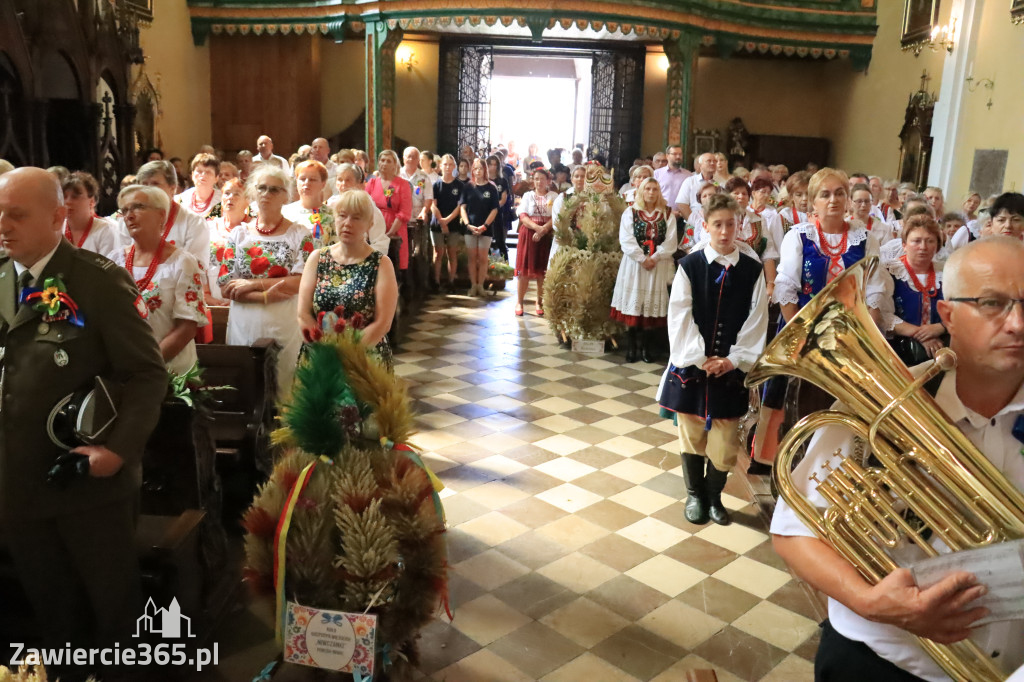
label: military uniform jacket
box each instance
[0,239,167,519]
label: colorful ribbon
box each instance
[273,455,333,644]
[20,277,84,327]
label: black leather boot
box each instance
[681,453,709,524]
[705,462,731,525]
[641,328,656,364]
[625,327,639,363]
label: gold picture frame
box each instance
[902,0,941,47]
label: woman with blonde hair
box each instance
[298,189,397,369]
[713,152,730,186]
[752,167,886,474]
[610,177,679,363]
[961,191,982,223]
[622,165,654,206]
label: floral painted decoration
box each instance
[20,275,84,326]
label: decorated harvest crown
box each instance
[243,331,447,678]
[584,161,615,195]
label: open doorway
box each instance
[489,54,591,168]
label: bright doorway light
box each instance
[489,55,591,164]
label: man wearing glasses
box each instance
[771,234,1024,681]
[0,168,166,681]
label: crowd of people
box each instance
[4,131,1024,681]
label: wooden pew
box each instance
[195,338,279,476]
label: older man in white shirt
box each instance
[675,152,718,221]
[254,135,291,176]
[311,137,338,198]
[771,236,1024,681]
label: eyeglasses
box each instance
[255,184,287,195]
[120,203,153,214]
[852,199,873,205]
[949,296,1024,319]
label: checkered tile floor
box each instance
[199,283,825,682]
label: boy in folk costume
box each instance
[657,194,769,525]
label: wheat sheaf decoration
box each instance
[547,168,626,343]
[243,331,448,676]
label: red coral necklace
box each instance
[64,215,94,247]
[815,219,849,282]
[126,238,168,319]
[256,216,283,236]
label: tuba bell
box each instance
[745,257,1024,682]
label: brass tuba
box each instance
[745,257,1024,681]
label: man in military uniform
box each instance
[0,168,166,679]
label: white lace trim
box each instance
[773,273,801,306]
[792,222,869,247]
[883,258,944,286]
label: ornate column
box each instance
[364,20,403,162]
[663,30,700,160]
[927,0,983,193]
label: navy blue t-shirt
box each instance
[431,178,465,233]
[461,181,502,234]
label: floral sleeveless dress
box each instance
[311,247,393,370]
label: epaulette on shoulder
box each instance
[75,250,117,272]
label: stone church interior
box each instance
[1,0,1024,681]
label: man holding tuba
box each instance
[772,235,1024,681]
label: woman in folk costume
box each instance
[680,182,721,253]
[879,215,947,367]
[776,171,810,233]
[750,168,886,474]
[514,168,559,316]
[610,177,679,363]
[657,193,768,525]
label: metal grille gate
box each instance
[589,50,644,188]
[438,44,493,157]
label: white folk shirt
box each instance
[175,187,223,220]
[656,245,768,406]
[690,210,782,264]
[64,215,119,257]
[771,368,1024,681]
[399,168,434,218]
[863,215,894,245]
[871,202,897,225]
[772,222,885,309]
[950,222,983,252]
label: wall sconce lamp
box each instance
[905,18,957,56]
[965,73,995,110]
[397,46,418,72]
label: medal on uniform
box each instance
[54,349,69,367]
